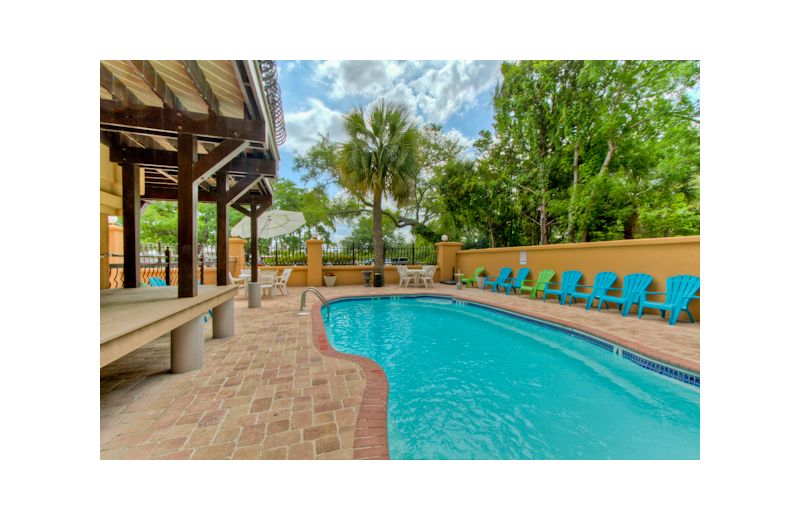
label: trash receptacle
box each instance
[374,273,382,288]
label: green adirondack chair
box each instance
[461,267,486,288]
[567,271,618,310]
[518,269,555,300]
[638,275,700,326]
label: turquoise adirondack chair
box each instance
[149,277,167,286]
[484,267,513,293]
[498,268,530,295]
[542,270,582,305]
[519,269,555,300]
[567,271,618,310]
[637,275,700,326]
[595,273,653,316]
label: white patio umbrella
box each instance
[230,209,306,239]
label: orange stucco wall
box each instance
[455,236,700,320]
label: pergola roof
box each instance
[101,60,281,205]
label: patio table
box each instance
[405,268,424,288]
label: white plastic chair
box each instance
[228,272,245,293]
[258,271,277,298]
[275,269,293,296]
[420,265,436,288]
[397,265,413,288]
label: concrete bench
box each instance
[100,285,238,373]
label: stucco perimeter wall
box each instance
[456,236,700,321]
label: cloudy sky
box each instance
[274,60,504,242]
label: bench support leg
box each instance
[170,315,204,373]
[248,283,261,308]
[212,298,235,339]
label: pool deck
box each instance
[100,283,700,460]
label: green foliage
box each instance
[337,99,421,273]
[411,223,438,244]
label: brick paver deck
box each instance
[100,283,700,460]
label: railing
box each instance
[300,287,330,318]
[107,251,236,289]
[321,244,437,266]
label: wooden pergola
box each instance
[100,60,282,372]
[101,60,280,293]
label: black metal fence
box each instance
[321,244,436,266]
[244,242,307,266]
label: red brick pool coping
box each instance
[310,291,700,461]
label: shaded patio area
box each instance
[100,283,700,460]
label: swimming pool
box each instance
[323,296,700,460]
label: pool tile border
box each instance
[312,291,700,460]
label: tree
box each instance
[337,100,421,280]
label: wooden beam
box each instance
[109,146,277,177]
[231,204,251,217]
[126,60,185,111]
[101,100,266,143]
[122,163,141,288]
[155,168,178,184]
[192,139,250,185]
[217,169,229,285]
[177,133,198,298]
[180,60,220,116]
[143,185,272,205]
[226,173,262,205]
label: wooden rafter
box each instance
[231,60,262,122]
[126,60,185,111]
[144,185,272,205]
[180,60,220,116]
[226,173,262,205]
[100,63,141,107]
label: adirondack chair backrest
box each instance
[514,268,530,285]
[535,269,555,290]
[593,271,618,291]
[665,275,700,310]
[149,277,166,286]
[621,273,653,300]
[496,267,512,282]
[560,270,582,293]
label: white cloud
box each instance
[313,60,502,126]
[282,98,344,153]
[410,60,502,123]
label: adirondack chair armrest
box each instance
[687,295,700,300]
[545,281,561,287]
[485,276,498,282]
[641,291,666,296]
[574,284,593,288]
[604,287,623,293]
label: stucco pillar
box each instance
[306,239,324,287]
[435,241,463,282]
[229,237,247,277]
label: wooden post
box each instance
[165,248,171,285]
[216,168,229,285]
[177,133,198,298]
[250,204,258,283]
[122,163,141,288]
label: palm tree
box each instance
[338,100,420,282]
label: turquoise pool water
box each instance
[324,296,700,460]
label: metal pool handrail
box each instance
[300,287,330,318]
